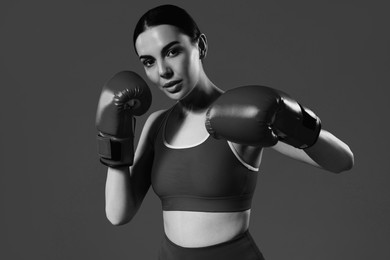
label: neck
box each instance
[178,73,222,114]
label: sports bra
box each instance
[149,107,259,212]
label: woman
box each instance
[98,4,354,259]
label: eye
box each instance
[167,48,180,57]
[142,59,155,68]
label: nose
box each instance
[158,60,173,79]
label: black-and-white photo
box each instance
[1,1,388,259]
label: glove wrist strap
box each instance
[97,134,134,167]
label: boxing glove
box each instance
[96,71,152,167]
[205,85,321,148]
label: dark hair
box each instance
[133,5,201,52]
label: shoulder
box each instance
[144,103,178,129]
[134,109,169,156]
[140,109,170,143]
[145,109,167,126]
[141,109,166,133]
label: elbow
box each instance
[106,215,132,226]
[329,163,352,174]
[105,207,134,226]
[330,150,355,174]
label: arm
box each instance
[205,85,354,173]
[95,71,153,225]
[105,110,164,225]
[271,129,354,173]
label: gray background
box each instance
[1,0,389,259]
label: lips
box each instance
[163,80,182,89]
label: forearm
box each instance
[304,129,354,173]
[205,85,354,173]
[105,166,137,225]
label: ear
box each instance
[198,34,208,59]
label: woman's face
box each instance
[135,25,202,100]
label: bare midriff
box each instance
[163,209,251,248]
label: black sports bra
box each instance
[149,108,259,212]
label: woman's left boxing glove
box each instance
[205,85,321,148]
[95,71,152,167]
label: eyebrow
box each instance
[139,41,180,60]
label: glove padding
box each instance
[205,85,321,148]
[96,71,152,167]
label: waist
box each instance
[163,209,251,248]
[160,194,253,212]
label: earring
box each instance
[200,49,206,59]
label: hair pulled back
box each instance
[133,5,201,52]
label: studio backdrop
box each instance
[1,0,389,259]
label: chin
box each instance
[164,91,184,101]
[165,88,192,101]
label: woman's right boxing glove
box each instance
[95,71,152,167]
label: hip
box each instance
[158,229,264,260]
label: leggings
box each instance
[158,230,265,260]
